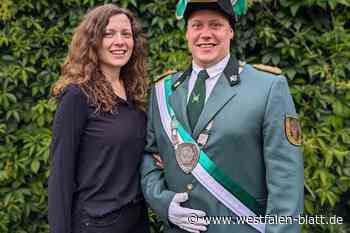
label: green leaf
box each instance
[338,0,350,7]
[290,4,300,16]
[30,160,40,174]
[271,55,280,65]
[304,199,315,214]
[319,170,329,186]
[285,69,297,79]
[2,55,15,62]
[262,54,271,64]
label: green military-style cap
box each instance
[176,0,247,27]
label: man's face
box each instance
[186,9,234,68]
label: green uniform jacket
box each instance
[141,56,304,233]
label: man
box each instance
[141,0,304,232]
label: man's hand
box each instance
[153,154,164,169]
[168,192,208,233]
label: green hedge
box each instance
[0,0,349,232]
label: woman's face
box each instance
[98,14,134,74]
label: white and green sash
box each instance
[155,75,266,233]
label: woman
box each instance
[48,4,149,233]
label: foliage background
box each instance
[0,0,349,232]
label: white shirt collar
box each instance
[192,54,230,79]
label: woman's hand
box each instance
[153,154,164,169]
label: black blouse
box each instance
[48,84,147,233]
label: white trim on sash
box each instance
[155,79,172,140]
[193,165,265,232]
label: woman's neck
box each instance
[101,67,127,100]
[101,66,121,83]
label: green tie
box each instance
[187,69,209,131]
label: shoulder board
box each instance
[253,64,282,75]
[153,70,177,84]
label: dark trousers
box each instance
[72,201,150,233]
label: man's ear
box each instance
[230,29,234,40]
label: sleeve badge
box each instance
[285,115,302,146]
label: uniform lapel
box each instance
[193,56,240,138]
[169,67,192,134]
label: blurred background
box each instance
[0,0,349,232]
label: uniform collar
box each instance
[192,54,230,79]
[223,55,240,86]
[171,54,240,90]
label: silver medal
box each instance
[175,143,199,174]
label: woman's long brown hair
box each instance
[52,4,148,112]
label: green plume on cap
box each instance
[232,0,247,16]
[176,0,188,19]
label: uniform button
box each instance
[186,184,193,192]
